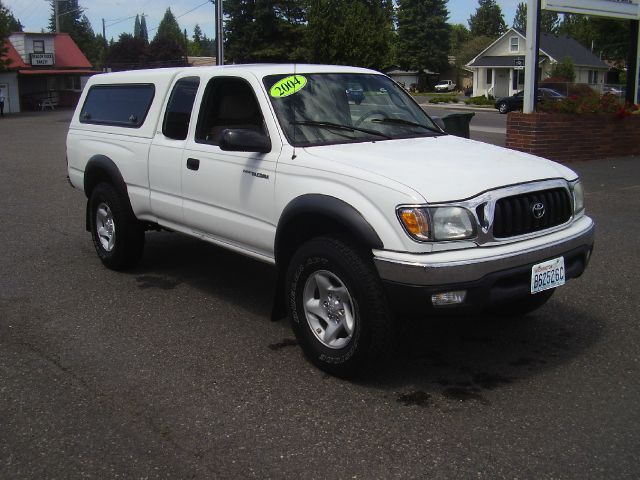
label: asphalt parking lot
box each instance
[1,110,639,479]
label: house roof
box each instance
[1,33,92,70]
[467,28,608,70]
[54,33,92,68]
[538,32,607,68]
[1,40,28,69]
[469,55,549,68]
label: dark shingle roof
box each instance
[468,55,549,68]
[539,32,608,68]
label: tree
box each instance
[149,8,185,64]
[49,0,82,33]
[47,0,99,65]
[550,57,575,82]
[396,0,451,74]
[105,33,148,68]
[1,1,21,71]
[469,0,506,38]
[559,14,629,61]
[134,14,141,39]
[224,0,309,63]
[1,0,21,34]
[513,2,560,34]
[306,0,394,69]
[454,35,494,69]
[139,14,148,44]
[450,23,471,54]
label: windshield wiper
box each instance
[371,117,443,134]
[290,120,391,139]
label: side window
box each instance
[162,77,200,140]
[80,84,155,128]
[195,77,266,145]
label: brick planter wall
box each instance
[506,112,640,162]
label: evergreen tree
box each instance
[149,8,185,64]
[468,0,506,38]
[153,8,183,44]
[134,14,141,39]
[224,0,308,63]
[139,14,148,44]
[513,2,560,34]
[49,0,82,33]
[1,1,22,70]
[306,0,394,69]
[193,24,203,46]
[396,0,451,74]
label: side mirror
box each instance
[219,128,271,154]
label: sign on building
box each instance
[514,58,525,70]
[542,0,640,20]
[30,53,55,66]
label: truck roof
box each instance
[89,64,379,84]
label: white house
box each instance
[466,28,609,98]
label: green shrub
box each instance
[429,95,459,104]
[465,95,495,106]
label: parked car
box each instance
[435,80,456,92]
[346,84,365,104]
[495,88,566,114]
[67,65,594,377]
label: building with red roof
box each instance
[0,32,96,113]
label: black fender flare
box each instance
[83,155,127,198]
[274,194,383,263]
[83,155,129,231]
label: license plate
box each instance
[531,257,565,294]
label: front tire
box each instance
[286,236,394,377]
[89,182,145,271]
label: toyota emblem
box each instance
[532,202,545,219]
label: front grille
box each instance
[493,188,572,238]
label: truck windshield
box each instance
[263,73,442,147]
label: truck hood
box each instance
[303,135,577,203]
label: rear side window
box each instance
[162,77,200,140]
[80,84,155,128]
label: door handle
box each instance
[186,158,200,171]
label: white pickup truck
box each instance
[67,64,594,377]
[434,80,456,92]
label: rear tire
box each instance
[285,236,395,377]
[498,102,509,114]
[89,182,145,271]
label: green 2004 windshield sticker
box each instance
[270,75,307,98]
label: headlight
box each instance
[571,180,585,215]
[431,207,476,240]
[398,206,476,242]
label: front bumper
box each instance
[373,216,594,312]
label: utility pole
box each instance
[627,20,640,104]
[102,18,106,45]
[215,0,224,65]
[523,0,541,113]
[54,0,60,33]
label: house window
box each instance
[486,69,493,85]
[510,37,519,53]
[33,40,45,53]
[588,70,599,84]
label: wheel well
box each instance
[275,214,366,271]
[83,156,129,231]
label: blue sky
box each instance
[6,0,522,42]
